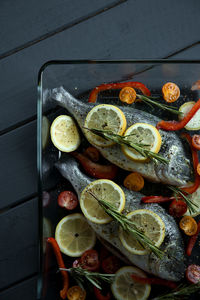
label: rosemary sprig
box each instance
[59,267,115,290]
[137,94,182,116]
[168,185,198,214]
[83,127,169,165]
[88,191,165,259]
[152,283,200,300]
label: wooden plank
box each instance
[0,0,121,56]
[0,198,38,290]
[1,0,200,132]
[0,276,37,300]
[0,121,37,209]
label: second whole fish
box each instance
[56,155,186,282]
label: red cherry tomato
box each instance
[80,249,100,271]
[169,199,187,217]
[93,286,111,300]
[192,135,200,150]
[57,191,78,210]
[186,264,200,284]
[72,259,81,268]
[101,256,122,274]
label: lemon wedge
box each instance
[179,101,200,130]
[55,213,96,257]
[111,266,151,300]
[50,115,80,152]
[84,104,126,147]
[80,179,125,224]
[122,123,162,162]
[119,209,165,255]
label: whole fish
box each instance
[50,86,192,186]
[56,155,185,281]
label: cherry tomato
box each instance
[192,135,200,150]
[119,87,137,104]
[84,147,100,162]
[80,249,100,271]
[57,191,78,210]
[101,256,122,274]
[186,265,200,284]
[67,286,86,300]
[179,216,198,236]
[168,199,187,217]
[162,82,180,103]
[93,286,111,300]
[72,259,81,268]
[123,172,144,192]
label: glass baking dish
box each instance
[37,60,200,300]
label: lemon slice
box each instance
[50,115,80,152]
[184,186,200,217]
[80,179,125,224]
[119,209,165,255]
[122,123,162,162]
[55,213,96,257]
[179,101,200,130]
[84,104,126,147]
[111,266,151,300]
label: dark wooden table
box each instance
[1,1,200,299]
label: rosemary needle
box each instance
[152,283,200,300]
[59,267,115,290]
[83,127,169,165]
[168,185,198,215]
[88,191,165,259]
[137,94,182,116]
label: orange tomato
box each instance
[119,87,137,104]
[67,286,86,300]
[123,172,144,192]
[162,82,180,103]
[179,216,198,236]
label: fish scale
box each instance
[50,87,192,186]
[55,155,185,281]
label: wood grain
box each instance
[1,0,200,132]
[0,0,122,56]
[0,198,38,290]
[0,276,37,300]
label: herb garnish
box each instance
[83,127,169,165]
[152,283,200,300]
[88,191,165,259]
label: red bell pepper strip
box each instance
[141,195,175,203]
[131,274,177,289]
[47,238,69,299]
[181,133,200,194]
[156,98,200,131]
[88,82,151,103]
[186,221,200,256]
[71,151,118,179]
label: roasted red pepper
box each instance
[186,220,200,256]
[131,274,177,289]
[47,238,69,299]
[157,98,200,131]
[141,195,175,203]
[181,133,200,194]
[88,82,151,103]
[71,151,118,179]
